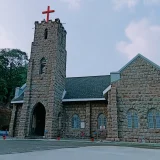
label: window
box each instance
[127,109,138,128]
[72,114,80,129]
[44,29,48,39]
[148,109,160,129]
[40,58,46,74]
[148,110,154,128]
[98,114,107,129]
[58,113,62,129]
[156,112,160,128]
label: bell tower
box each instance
[17,7,67,138]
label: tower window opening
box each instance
[44,29,48,39]
[40,58,46,74]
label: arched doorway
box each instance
[31,103,46,136]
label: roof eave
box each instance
[11,100,24,104]
[62,90,67,99]
[103,85,111,95]
[62,98,106,102]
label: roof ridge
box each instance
[138,53,160,69]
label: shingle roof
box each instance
[11,75,110,103]
[64,75,110,99]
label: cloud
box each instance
[144,0,160,5]
[112,0,160,10]
[0,26,15,49]
[112,0,139,10]
[116,18,160,60]
[60,0,81,9]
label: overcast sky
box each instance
[1,0,160,77]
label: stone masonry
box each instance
[16,19,67,138]
[112,57,160,143]
[106,85,119,141]
[63,101,108,139]
[9,104,22,137]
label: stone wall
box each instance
[16,19,67,138]
[90,101,108,138]
[9,104,23,137]
[13,105,22,137]
[106,85,119,141]
[114,57,160,143]
[63,101,108,139]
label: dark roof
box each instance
[11,75,110,103]
[64,75,110,99]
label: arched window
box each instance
[98,114,107,129]
[40,58,46,74]
[127,109,138,128]
[44,29,48,39]
[58,113,62,130]
[72,114,80,129]
[148,109,160,129]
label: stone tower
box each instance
[17,19,67,138]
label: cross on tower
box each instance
[42,6,55,22]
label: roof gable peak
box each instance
[119,53,160,72]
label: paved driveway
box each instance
[0,145,160,160]
[0,140,89,155]
[0,139,160,155]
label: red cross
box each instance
[42,6,55,22]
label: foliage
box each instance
[0,49,28,104]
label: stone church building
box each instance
[9,18,160,143]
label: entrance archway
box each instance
[31,103,46,136]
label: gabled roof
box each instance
[63,75,110,100]
[11,92,24,103]
[11,84,26,103]
[103,53,160,95]
[119,53,160,73]
[11,75,110,103]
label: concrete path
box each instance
[0,146,160,160]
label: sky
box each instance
[1,0,160,77]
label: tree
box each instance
[0,55,8,102]
[0,49,28,104]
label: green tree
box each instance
[0,55,8,102]
[0,49,28,104]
